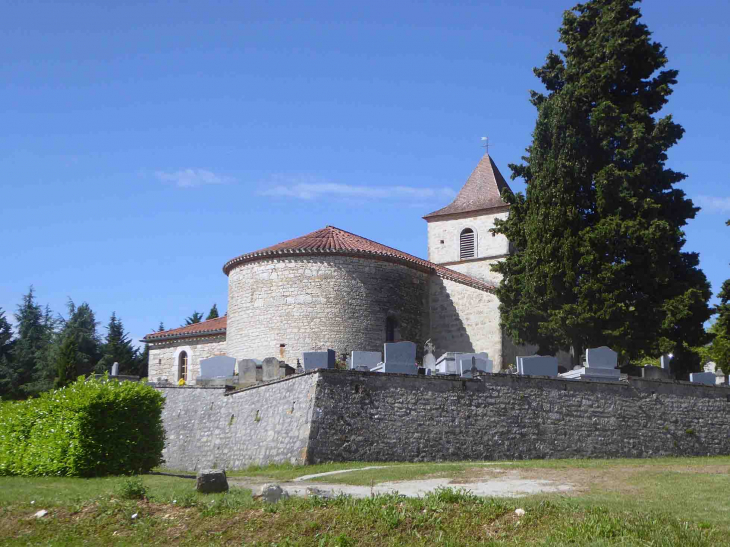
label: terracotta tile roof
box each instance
[223,226,496,292]
[424,153,513,219]
[144,316,227,342]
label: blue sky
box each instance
[2,0,728,346]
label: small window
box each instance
[386,317,397,343]
[179,351,188,382]
[460,228,475,259]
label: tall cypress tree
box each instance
[59,300,102,377]
[55,334,79,388]
[715,220,730,339]
[206,304,219,320]
[97,312,137,375]
[493,0,711,374]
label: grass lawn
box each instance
[0,456,728,545]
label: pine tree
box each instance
[0,308,16,398]
[59,300,101,377]
[492,0,712,375]
[206,304,219,320]
[55,334,79,388]
[715,220,730,339]
[97,312,137,375]
[136,343,150,379]
[184,312,203,326]
[158,322,165,332]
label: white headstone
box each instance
[458,356,489,378]
[199,355,236,378]
[351,351,381,370]
[517,355,558,377]
[262,357,282,381]
[111,362,119,376]
[585,347,618,369]
[303,350,336,371]
[423,353,436,371]
[660,355,671,370]
[239,359,258,383]
[689,372,716,386]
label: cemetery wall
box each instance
[156,373,318,471]
[148,335,227,384]
[428,276,503,370]
[426,209,509,268]
[307,371,730,463]
[226,256,430,364]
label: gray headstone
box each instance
[586,347,618,369]
[458,356,489,378]
[196,469,229,493]
[661,355,671,370]
[262,357,282,381]
[302,349,336,371]
[384,341,417,366]
[111,362,119,376]
[642,366,670,380]
[689,372,716,386]
[351,351,381,370]
[516,355,558,377]
[199,355,236,379]
[422,353,436,371]
[239,359,258,383]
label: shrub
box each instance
[0,376,165,477]
[117,475,148,500]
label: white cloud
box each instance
[260,179,455,201]
[155,169,233,188]
[695,195,730,213]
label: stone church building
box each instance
[145,153,525,383]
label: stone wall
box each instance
[226,256,430,364]
[156,373,318,471]
[428,276,503,370]
[148,335,227,384]
[307,371,730,463]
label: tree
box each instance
[59,300,101,377]
[0,308,16,398]
[136,343,150,379]
[206,304,219,320]
[714,220,730,339]
[492,0,712,375]
[97,313,137,375]
[55,334,79,388]
[158,322,165,332]
[184,312,203,326]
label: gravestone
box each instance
[642,366,670,380]
[689,372,716,386]
[586,347,618,369]
[302,349,336,371]
[351,351,381,370]
[239,359,258,384]
[111,362,119,376]
[516,355,558,377]
[199,355,236,378]
[423,339,437,372]
[381,341,417,374]
[435,352,491,374]
[660,355,671,370]
[262,357,282,381]
[458,356,489,378]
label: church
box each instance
[145,153,527,383]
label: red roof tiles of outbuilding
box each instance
[144,316,227,342]
[222,225,496,293]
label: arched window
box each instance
[179,351,188,382]
[460,228,476,259]
[386,317,398,343]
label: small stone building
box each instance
[145,153,527,383]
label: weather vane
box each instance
[481,136,492,154]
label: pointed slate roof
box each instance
[424,153,512,219]
[223,226,495,292]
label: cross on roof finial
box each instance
[481,136,491,154]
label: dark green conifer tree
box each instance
[136,343,150,379]
[55,334,79,388]
[59,300,101,377]
[97,312,137,375]
[0,308,16,398]
[715,220,730,339]
[206,304,219,320]
[158,322,165,332]
[492,0,712,375]
[184,312,203,326]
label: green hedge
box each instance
[0,376,165,477]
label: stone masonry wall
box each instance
[148,335,227,384]
[157,373,318,471]
[429,276,503,370]
[308,371,730,463]
[226,256,430,364]
[427,210,510,266]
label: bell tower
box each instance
[423,152,512,286]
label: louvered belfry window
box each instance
[460,228,475,259]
